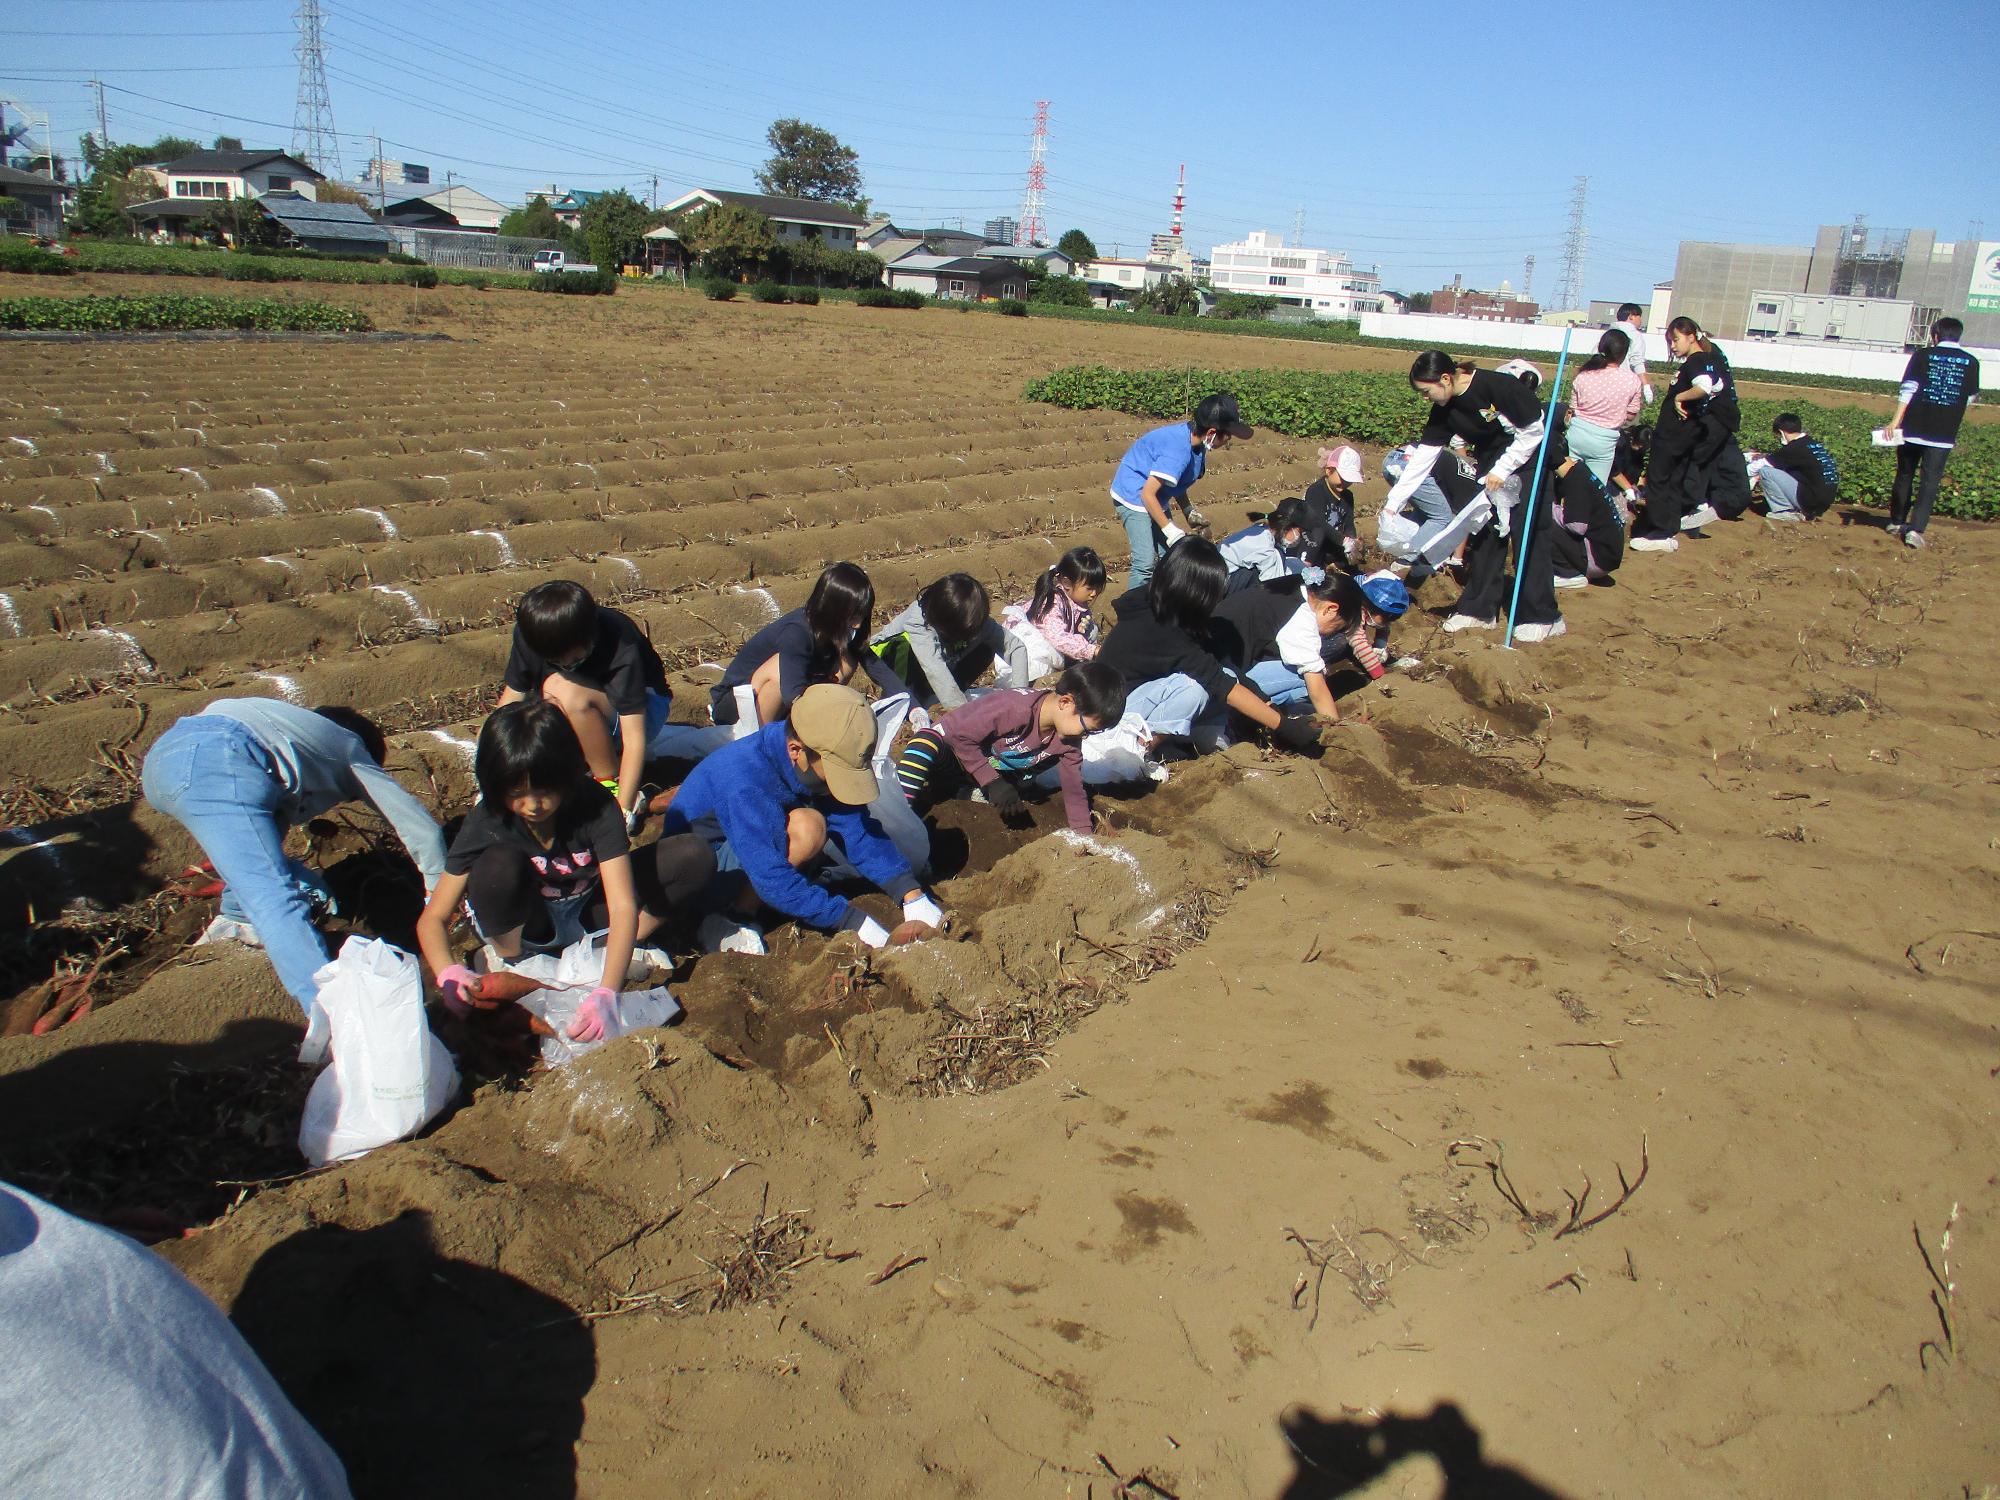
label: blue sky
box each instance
[5,0,1997,303]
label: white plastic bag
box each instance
[483,931,684,1069]
[1376,504,1421,560]
[865,691,933,877]
[1000,609,1065,680]
[1077,710,1167,786]
[298,936,459,1166]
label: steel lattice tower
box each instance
[1555,175,1588,311]
[291,0,343,179]
[1522,254,1534,299]
[1017,101,1048,247]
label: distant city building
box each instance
[1586,298,1643,325]
[1082,257,1177,292]
[1430,275,1538,323]
[364,158,430,187]
[1670,223,2000,345]
[1149,232,1194,275]
[1207,230,1384,318]
[984,215,1020,246]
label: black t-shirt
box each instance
[710,608,902,721]
[1098,590,1235,712]
[1610,430,1649,488]
[1769,436,1840,516]
[445,780,628,901]
[503,607,666,718]
[1298,477,1358,561]
[1418,369,1543,475]
[1667,345,1735,414]
[1900,345,1981,447]
[1210,579,1312,672]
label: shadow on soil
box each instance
[1278,1402,1568,1499]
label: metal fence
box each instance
[383,227,565,273]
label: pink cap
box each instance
[1318,444,1366,484]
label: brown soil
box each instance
[2,278,1997,1499]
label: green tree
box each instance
[1132,277,1202,317]
[0,195,23,228]
[1056,228,1097,264]
[316,180,374,209]
[1031,273,1092,308]
[755,118,863,205]
[212,135,244,152]
[202,196,285,251]
[579,188,653,271]
[72,132,199,237]
[1403,290,1432,313]
[1209,291,1277,321]
[497,194,586,257]
[677,200,778,282]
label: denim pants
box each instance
[1758,465,1804,518]
[1125,672,1232,751]
[141,717,334,1016]
[1244,659,1312,707]
[1567,419,1620,488]
[1401,478,1457,583]
[1117,504,1170,592]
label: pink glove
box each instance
[567,986,618,1042]
[436,964,480,1017]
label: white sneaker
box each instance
[1630,535,1679,553]
[1512,618,1567,644]
[1553,573,1587,590]
[1681,504,1718,530]
[1885,522,1906,537]
[197,914,262,949]
[1442,613,1496,633]
[1904,529,1926,549]
[698,913,766,956]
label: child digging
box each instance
[894,660,1127,835]
[870,572,1030,714]
[1001,545,1107,679]
[709,561,904,729]
[416,700,677,1042]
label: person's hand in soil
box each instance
[436,964,480,1017]
[567,987,618,1042]
[1272,716,1326,758]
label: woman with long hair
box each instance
[1566,328,1645,487]
[1632,317,1749,551]
[710,562,904,727]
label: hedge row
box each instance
[0,294,372,333]
[63,241,539,291]
[0,240,75,276]
[1021,364,1997,521]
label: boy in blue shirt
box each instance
[1108,392,1253,591]
[652,684,945,954]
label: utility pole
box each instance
[373,132,384,212]
[91,79,110,147]
[650,174,658,210]
[1555,175,1589,312]
[1522,254,1534,300]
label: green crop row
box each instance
[1022,364,1997,521]
[0,294,373,333]
[61,241,540,291]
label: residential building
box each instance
[661,189,864,250]
[377,185,509,232]
[1082,257,1176,292]
[1207,230,1385,318]
[868,236,928,267]
[913,227,984,257]
[364,158,430,187]
[861,217,915,249]
[144,149,323,203]
[251,194,392,256]
[884,255,1027,301]
[1670,224,2000,344]
[0,165,70,236]
[982,244,1073,278]
[1431,276,1538,322]
[547,188,604,227]
[984,215,1019,246]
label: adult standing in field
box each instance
[1883,316,1981,549]
[1108,392,1253,591]
[1388,353,1564,642]
[1616,302,1655,404]
[140,699,446,1020]
[1565,329,1646,487]
[1631,317,1741,552]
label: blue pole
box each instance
[1501,325,1574,650]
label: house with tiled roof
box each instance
[660,188,865,251]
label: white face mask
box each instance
[1201,434,1218,452]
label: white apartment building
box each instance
[1207,229,1384,318]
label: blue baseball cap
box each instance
[1359,573,1410,618]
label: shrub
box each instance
[0,240,74,276]
[858,287,925,309]
[0,294,372,333]
[702,277,738,301]
[401,264,440,288]
[386,251,424,265]
[1030,274,1091,308]
[222,258,279,282]
[789,286,820,306]
[997,298,1027,317]
[750,280,787,303]
[459,274,491,291]
[530,269,618,296]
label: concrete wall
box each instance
[1356,311,2000,390]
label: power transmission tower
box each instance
[1291,205,1304,247]
[291,0,343,179]
[92,79,110,146]
[1017,100,1048,247]
[1522,254,1534,299]
[1555,175,1588,311]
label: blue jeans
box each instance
[1125,672,1233,751]
[1567,419,1620,488]
[1117,504,1170,592]
[1244,659,1312,707]
[141,718,334,1016]
[1402,478,1456,583]
[1759,465,1804,518]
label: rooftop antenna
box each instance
[1017,100,1048,248]
[291,0,343,179]
[1555,175,1588,311]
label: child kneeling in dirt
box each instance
[417,700,676,1042]
[652,684,946,955]
[869,572,1031,715]
[499,580,704,833]
[140,697,446,1021]
[893,660,1127,835]
[709,561,906,730]
[1218,495,1312,593]
[1001,546,1107,678]
[1210,571,1373,726]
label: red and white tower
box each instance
[1172,163,1185,239]
[1018,100,1049,247]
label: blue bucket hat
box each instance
[1359,572,1410,618]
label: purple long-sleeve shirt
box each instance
[939,689,1091,833]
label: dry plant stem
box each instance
[1094,1451,1180,1500]
[1555,1135,1651,1239]
[1446,1137,1554,1231]
[1915,1204,1960,1371]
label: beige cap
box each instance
[790,684,879,805]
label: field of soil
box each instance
[2,277,1997,1498]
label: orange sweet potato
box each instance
[467,971,547,1007]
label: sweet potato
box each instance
[467,971,547,1007]
[887,920,933,947]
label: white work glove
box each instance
[906,705,932,734]
[841,909,890,949]
[624,803,643,834]
[1159,522,1187,547]
[903,893,945,930]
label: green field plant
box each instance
[0,240,76,276]
[1023,363,1997,521]
[0,294,373,333]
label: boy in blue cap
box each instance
[1108,392,1253,591]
